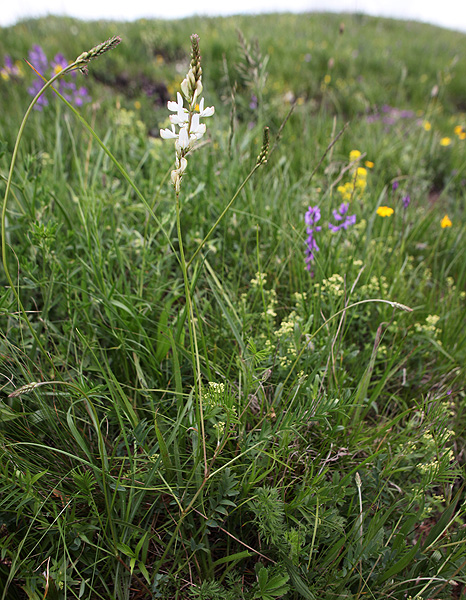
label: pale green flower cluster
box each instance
[314,273,345,297]
[273,307,305,369]
[250,272,268,288]
[212,421,225,437]
[414,314,442,340]
[205,381,225,407]
[358,275,389,298]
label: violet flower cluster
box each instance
[304,203,356,271]
[328,202,356,232]
[1,55,23,80]
[27,45,91,110]
[304,206,322,271]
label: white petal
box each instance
[170,113,188,126]
[178,126,190,149]
[200,105,215,117]
[190,114,201,131]
[160,126,178,139]
[191,123,206,140]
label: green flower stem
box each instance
[175,190,207,476]
[187,162,262,268]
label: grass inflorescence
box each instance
[0,12,465,600]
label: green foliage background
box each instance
[0,11,465,600]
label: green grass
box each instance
[0,11,465,600]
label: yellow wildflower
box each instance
[349,149,361,162]
[134,100,141,110]
[440,137,452,146]
[324,74,331,85]
[377,206,394,217]
[454,125,466,140]
[355,178,367,191]
[365,160,374,168]
[440,214,452,228]
[423,121,432,131]
[356,167,367,179]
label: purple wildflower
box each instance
[328,202,356,232]
[249,94,258,110]
[402,195,410,209]
[26,46,91,110]
[392,181,399,191]
[74,86,92,106]
[28,45,48,75]
[50,53,70,76]
[27,78,49,109]
[304,206,322,270]
[1,55,22,79]
[400,109,415,118]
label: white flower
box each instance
[175,126,190,155]
[168,92,189,126]
[167,92,185,113]
[197,98,215,118]
[189,114,206,140]
[160,125,178,139]
[176,156,187,174]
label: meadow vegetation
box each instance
[0,11,465,599]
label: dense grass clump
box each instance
[0,12,465,600]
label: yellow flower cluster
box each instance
[337,150,369,201]
[377,206,394,217]
[454,125,466,140]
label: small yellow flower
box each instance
[377,206,394,217]
[349,149,361,162]
[454,125,466,140]
[440,214,452,228]
[423,121,432,131]
[155,54,165,65]
[324,74,331,85]
[134,100,141,110]
[53,64,64,75]
[365,160,374,168]
[440,137,452,146]
[356,167,367,179]
[355,178,367,190]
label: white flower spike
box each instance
[159,33,214,193]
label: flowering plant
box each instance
[27,45,91,110]
[160,34,214,192]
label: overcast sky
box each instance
[1,0,466,33]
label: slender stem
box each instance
[187,163,260,268]
[2,64,78,370]
[175,191,207,476]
